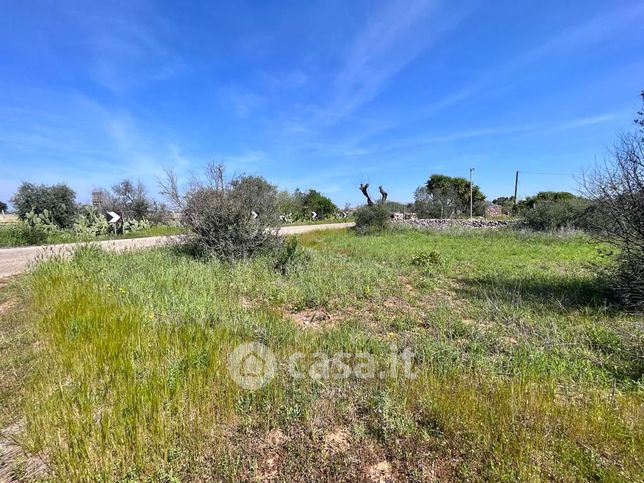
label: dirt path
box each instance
[0,222,354,278]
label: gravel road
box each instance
[0,222,354,278]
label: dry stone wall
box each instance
[391,215,515,230]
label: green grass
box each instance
[1,228,642,481]
[0,223,184,247]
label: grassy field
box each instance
[0,228,642,481]
[0,224,184,247]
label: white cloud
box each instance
[218,87,266,119]
[335,2,644,146]
[324,0,473,122]
[59,0,182,92]
[351,111,627,155]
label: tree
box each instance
[384,200,409,213]
[359,183,374,206]
[300,189,337,218]
[276,188,338,219]
[11,182,78,228]
[635,90,644,139]
[416,174,486,218]
[522,197,590,231]
[413,185,441,218]
[354,203,390,234]
[276,190,300,216]
[356,182,392,232]
[582,133,644,308]
[0,200,7,213]
[97,178,170,223]
[101,179,152,220]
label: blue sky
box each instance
[1,0,643,207]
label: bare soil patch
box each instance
[367,460,393,482]
[287,308,339,329]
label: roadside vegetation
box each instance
[0,173,349,248]
[1,179,180,248]
[0,222,184,248]
[1,227,641,481]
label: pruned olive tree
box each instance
[355,182,390,233]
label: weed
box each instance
[410,249,442,268]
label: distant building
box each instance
[485,204,503,218]
[91,191,106,212]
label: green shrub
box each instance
[354,204,390,234]
[582,119,644,309]
[17,223,49,245]
[411,249,442,267]
[273,236,310,275]
[175,164,282,261]
[11,182,78,228]
[522,198,591,231]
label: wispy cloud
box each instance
[349,111,627,155]
[0,90,186,200]
[59,0,182,92]
[218,86,266,119]
[521,2,644,62]
[341,2,644,144]
[323,0,474,122]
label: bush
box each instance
[17,222,49,245]
[0,211,59,246]
[273,236,310,275]
[11,182,78,228]
[164,164,282,261]
[583,129,644,309]
[354,204,390,234]
[522,198,591,231]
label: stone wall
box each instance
[392,217,515,230]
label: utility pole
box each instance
[513,171,519,206]
[469,167,475,219]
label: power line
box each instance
[518,171,574,176]
[513,170,575,205]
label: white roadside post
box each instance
[107,211,121,235]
